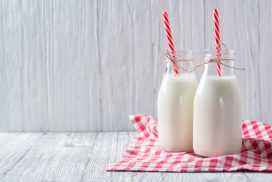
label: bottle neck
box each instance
[164,50,194,75]
[166,60,194,75]
[203,59,235,77]
[202,48,236,77]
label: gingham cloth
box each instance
[107,114,272,172]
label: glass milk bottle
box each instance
[193,49,242,157]
[158,51,197,152]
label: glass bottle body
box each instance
[158,51,197,152]
[193,50,242,157]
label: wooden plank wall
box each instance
[0,0,271,131]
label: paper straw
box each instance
[162,11,179,75]
[213,8,222,77]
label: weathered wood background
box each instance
[0,0,271,131]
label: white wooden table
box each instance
[0,132,271,182]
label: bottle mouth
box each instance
[164,50,193,62]
[203,48,236,61]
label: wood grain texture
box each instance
[259,0,272,123]
[0,0,271,131]
[0,0,49,131]
[1,133,97,181]
[79,132,154,181]
[1,132,271,182]
[0,133,42,179]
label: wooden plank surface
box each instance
[0,132,271,182]
[0,0,271,131]
[0,133,42,179]
[80,132,162,181]
[1,133,97,181]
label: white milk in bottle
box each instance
[158,51,197,152]
[193,49,242,157]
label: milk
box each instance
[193,75,242,157]
[158,73,197,152]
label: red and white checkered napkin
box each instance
[107,114,272,172]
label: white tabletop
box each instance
[0,132,271,182]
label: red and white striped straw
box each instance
[213,8,222,77]
[162,11,179,75]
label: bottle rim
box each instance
[203,48,236,61]
[164,50,194,62]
